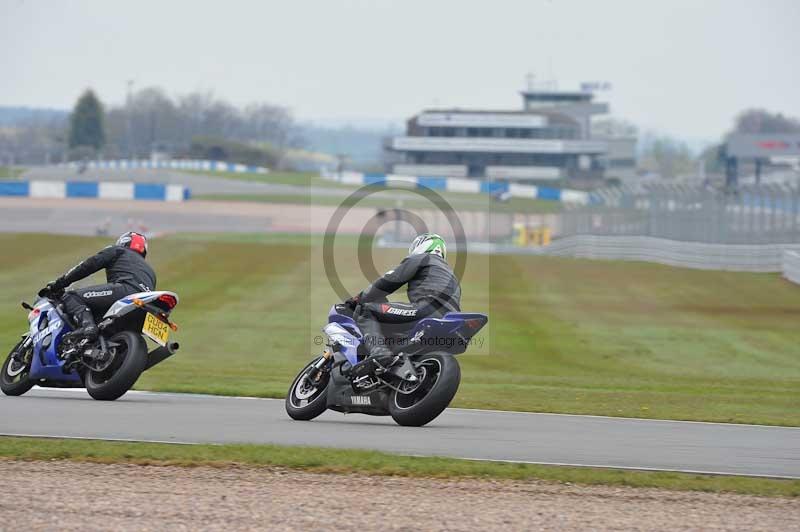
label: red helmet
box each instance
[116,232,148,258]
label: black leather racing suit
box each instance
[53,246,157,326]
[355,252,461,357]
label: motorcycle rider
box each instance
[346,233,461,363]
[38,232,156,341]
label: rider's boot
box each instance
[65,309,99,342]
[349,336,395,378]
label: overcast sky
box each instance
[2,0,798,140]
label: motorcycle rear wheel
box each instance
[85,331,147,401]
[1,339,35,397]
[388,353,460,427]
[285,357,330,421]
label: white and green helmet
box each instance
[409,233,447,260]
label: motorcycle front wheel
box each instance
[388,353,460,427]
[1,338,35,397]
[285,357,330,421]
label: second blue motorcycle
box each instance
[286,303,487,426]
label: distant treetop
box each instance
[68,89,105,152]
[733,109,800,135]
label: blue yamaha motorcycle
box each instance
[2,290,180,401]
[286,303,487,426]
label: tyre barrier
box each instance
[0,180,190,202]
[321,170,590,205]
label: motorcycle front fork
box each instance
[307,350,331,382]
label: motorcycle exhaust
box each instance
[145,341,180,371]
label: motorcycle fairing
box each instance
[27,297,79,382]
[326,363,391,416]
[322,305,488,360]
[404,312,488,355]
[322,322,360,366]
[104,291,180,319]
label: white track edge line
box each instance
[0,432,206,446]
[433,455,800,481]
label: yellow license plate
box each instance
[142,312,169,346]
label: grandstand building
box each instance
[386,82,636,184]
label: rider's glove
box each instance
[344,294,361,310]
[38,281,60,298]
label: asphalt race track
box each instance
[1,389,798,479]
[0,196,378,236]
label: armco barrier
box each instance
[321,170,590,205]
[541,235,800,272]
[0,180,189,202]
[62,159,269,174]
[782,250,800,284]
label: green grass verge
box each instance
[1,437,796,497]
[2,234,799,425]
[0,166,25,179]
[186,170,345,188]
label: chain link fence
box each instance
[542,235,800,272]
[561,183,800,245]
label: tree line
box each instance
[2,87,304,168]
[2,89,798,179]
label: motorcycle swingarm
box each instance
[383,355,419,382]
